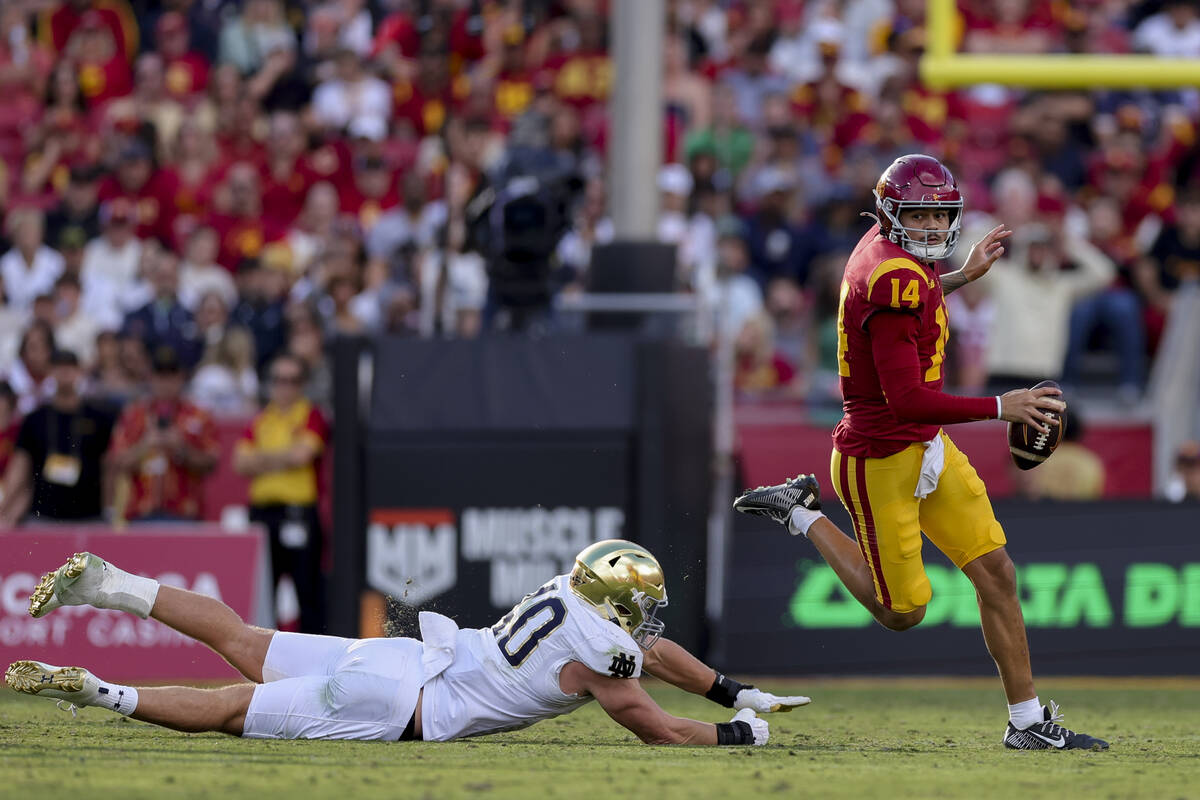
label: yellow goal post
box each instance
[919,0,1200,89]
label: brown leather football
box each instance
[1007,380,1067,471]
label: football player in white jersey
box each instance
[6,541,809,746]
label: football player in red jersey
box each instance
[735,154,1109,751]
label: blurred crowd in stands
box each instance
[0,0,1199,515]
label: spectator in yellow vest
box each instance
[233,353,329,632]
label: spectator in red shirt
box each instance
[734,312,799,395]
[68,11,133,110]
[393,46,468,138]
[341,154,399,234]
[32,59,95,162]
[212,79,266,170]
[97,138,178,244]
[478,22,537,129]
[108,345,219,522]
[155,11,209,103]
[40,0,137,63]
[260,111,314,229]
[538,10,612,111]
[371,5,421,67]
[962,0,1060,54]
[22,60,98,199]
[162,119,220,244]
[208,161,285,272]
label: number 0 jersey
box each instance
[420,575,644,741]
[833,225,952,457]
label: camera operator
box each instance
[464,146,582,331]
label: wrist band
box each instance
[716,720,754,745]
[706,673,752,708]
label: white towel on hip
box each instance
[914,433,946,499]
[419,610,459,682]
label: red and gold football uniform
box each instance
[830,224,1005,612]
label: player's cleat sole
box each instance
[28,552,91,618]
[733,474,821,526]
[5,661,87,696]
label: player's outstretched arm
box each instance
[640,637,717,694]
[641,638,810,712]
[564,662,767,746]
[870,312,1000,425]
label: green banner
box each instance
[787,561,1200,629]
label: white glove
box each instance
[734,687,812,713]
[731,707,769,746]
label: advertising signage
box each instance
[364,439,631,628]
[719,501,1200,675]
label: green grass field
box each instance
[2,677,1198,800]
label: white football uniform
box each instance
[241,574,642,742]
[421,575,643,741]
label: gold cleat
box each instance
[27,571,57,618]
[28,553,94,618]
[4,661,86,695]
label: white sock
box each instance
[104,566,160,619]
[1008,697,1042,729]
[94,682,139,716]
[787,507,825,537]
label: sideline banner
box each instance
[718,502,1200,675]
[0,526,269,682]
[365,440,630,631]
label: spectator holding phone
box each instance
[108,346,219,522]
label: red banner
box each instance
[0,526,268,682]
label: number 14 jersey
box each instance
[420,575,644,741]
[833,225,950,458]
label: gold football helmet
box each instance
[569,539,668,648]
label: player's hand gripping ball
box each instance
[1007,380,1067,471]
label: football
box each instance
[1007,380,1067,471]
